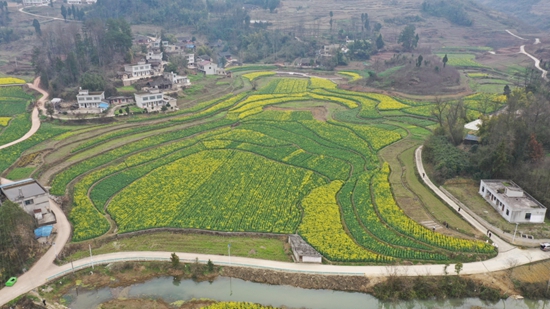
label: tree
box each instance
[416,55,423,67]
[45,102,54,119]
[161,105,168,112]
[170,253,179,268]
[376,34,384,50]
[125,106,130,115]
[446,99,466,145]
[363,13,370,32]
[207,259,214,272]
[61,5,67,21]
[503,84,511,97]
[491,141,509,177]
[164,62,178,74]
[32,19,41,36]
[49,0,53,7]
[397,25,418,51]
[431,97,449,127]
[455,262,463,276]
[442,54,448,67]
[329,11,333,31]
[528,133,544,163]
[119,108,123,114]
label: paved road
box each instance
[0,79,47,151]
[18,6,81,23]
[505,30,548,81]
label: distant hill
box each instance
[472,0,550,31]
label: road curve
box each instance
[0,78,47,151]
[18,6,81,23]
[520,45,549,81]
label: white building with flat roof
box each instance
[479,180,547,224]
[124,61,152,78]
[76,89,105,109]
[134,89,176,110]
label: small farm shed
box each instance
[479,180,546,223]
[464,134,480,144]
[288,235,322,263]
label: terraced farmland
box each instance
[0,86,34,146]
[21,74,498,263]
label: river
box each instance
[64,276,550,309]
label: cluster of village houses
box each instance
[52,35,235,114]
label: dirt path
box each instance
[0,78,47,151]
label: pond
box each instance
[64,276,550,309]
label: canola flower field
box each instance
[40,74,499,262]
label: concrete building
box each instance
[76,89,105,109]
[134,89,176,110]
[146,52,163,62]
[0,179,50,215]
[479,180,547,224]
[288,235,322,263]
[23,0,48,6]
[124,61,152,78]
[163,71,191,88]
[197,61,226,75]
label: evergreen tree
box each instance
[376,34,384,50]
[61,5,67,21]
[442,54,448,67]
[32,19,41,36]
[398,25,418,51]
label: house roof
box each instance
[148,78,172,87]
[0,178,47,202]
[481,179,546,211]
[464,134,480,142]
[198,60,211,66]
[288,235,322,258]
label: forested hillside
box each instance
[0,201,38,282]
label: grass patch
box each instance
[60,232,291,263]
[436,53,487,68]
[6,167,35,180]
[116,86,137,93]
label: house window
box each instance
[481,187,485,192]
[157,95,162,99]
[525,213,532,220]
[24,199,34,205]
[506,209,509,216]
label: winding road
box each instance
[506,30,549,81]
[0,78,47,151]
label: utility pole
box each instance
[512,223,519,243]
[89,244,94,269]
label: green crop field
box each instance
[0,86,34,146]
[22,74,499,264]
[436,53,487,68]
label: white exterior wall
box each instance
[186,54,195,65]
[67,0,82,4]
[198,63,217,75]
[21,193,50,215]
[23,0,48,6]
[135,93,164,108]
[302,256,322,263]
[479,180,546,224]
[124,64,152,77]
[77,91,105,109]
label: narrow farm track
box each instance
[0,78,47,151]
[505,30,549,81]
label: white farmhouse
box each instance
[76,89,105,109]
[185,53,195,67]
[479,180,547,224]
[23,0,48,6]
[197,60,217,75]
[124,61,152,78]
[163,71,191,88]
[0,179,50,216]
[146,52,163,62]
[134,89,176,110]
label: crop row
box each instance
[273,78,309,93]
[338,177,448,260]
[242,71,276,81]
[170,93,248,122]
[338,71,363,81]
[0,99,29,117]
[372,163,495,253]
[71,122,172,153]
[0,114,31,145]
[229,95,310,119]
[0,117,9,126]
[365,93,409,110]
[309,77,337,89]
[0,77,26,85]
[308,92,358,109]
[50,118,236,195]
[330,121,403,150]
[299,181,393,262]
[0,86,33,99]
[109,150,321,233]
[319,88,380,118]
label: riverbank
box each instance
[30,259,531,307]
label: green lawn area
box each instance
[60,232,292,263]
[436,53,487,68]
[116,86,137,93]
[6,167,35,180]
